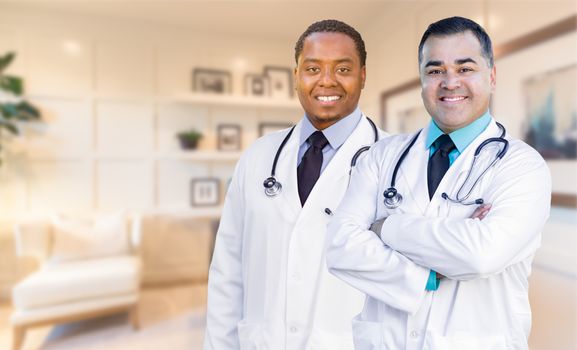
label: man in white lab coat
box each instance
[204,20,385,349]
[326,16,551,350]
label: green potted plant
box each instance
[0,52,41,166]
[176,128,203,150]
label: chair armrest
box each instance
[14,220,52,262]
[129,213,142,254]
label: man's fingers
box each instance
[470,203,491,220]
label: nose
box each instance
[441,71,460,90]
[319,68,337,87]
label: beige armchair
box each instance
[10,213,142,350]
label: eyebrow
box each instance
[301,57,355,64]
[424,57,478,68]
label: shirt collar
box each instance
[300,107,362,150]
[425,110,492,153]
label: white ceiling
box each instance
[0,1,426,40]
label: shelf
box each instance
[169,92,301,109]
[159,150,241,161]
[143,206,222,219]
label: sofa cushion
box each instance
[50,212,130,262]
[12,255,140,310]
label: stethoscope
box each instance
[263,117,379,197]
[383,122,509,209]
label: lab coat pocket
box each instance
[237,320,264,350]
[424,331,507,350]
[351,316,385,350]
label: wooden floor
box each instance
[0,283,208,350]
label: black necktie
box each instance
[427,134,456,199]
[297,131,329,205]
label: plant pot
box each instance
[178,136,200,150]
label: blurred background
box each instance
[0,0,575,349]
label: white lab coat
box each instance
[205,116,385,350]
[326,119,551,350]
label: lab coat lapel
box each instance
[274,121,304,217]
[427,119,503,211]
[302,117,375,212]
[397,130,430,215]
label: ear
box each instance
[360,65,366,89]
[490,65,496,92]
[293,66,298,90]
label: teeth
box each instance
[317,96,340,102]
[442,96,466,102]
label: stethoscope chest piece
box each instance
[383,187,403,209]
[263,177,282,197]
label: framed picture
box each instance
[258,122,292,137]
[522,64,576,159]
[193,68,232,94]
[217,124,242,151]
[191,178,220,206]
[244,73,270,97]
[264,66,293,99]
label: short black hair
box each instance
[295,19,367,67]
[418,16,494,67]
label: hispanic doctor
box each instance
[204,19,386,350]
[326,16,551,350]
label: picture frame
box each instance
[379,15,577,207]
[264,66,293,99]
[217,124,242,151]
[258,122,292,137]
[244,73,270,97]
[191,178,220,206]
[193,68,232,94]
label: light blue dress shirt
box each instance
[297,107,363,172]
[424,110,492,291]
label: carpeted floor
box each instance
[0,283,208,350]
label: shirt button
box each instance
[410,330,419,339]
[290,326,298,333]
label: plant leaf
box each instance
[0,103,18,118]
[0,75,23,95]
[0,52,15,73]
[0,119,19,135]
[16,101,40,120]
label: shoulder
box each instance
[369,132,417,157]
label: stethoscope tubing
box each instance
[264,116,379,197]
[385,122,508,208]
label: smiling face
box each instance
[294,32,366,130]
[419,31,496,133]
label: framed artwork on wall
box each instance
[191,178,220,206]
[264,66,293,99]
[217,124,242,151]
[244,73,270,97]
[193,68,232,94]
[522,64,576,160]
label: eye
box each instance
[336,67,351,73]
[459,67,474,73]
[306,67,320,73]
[427,69,443,75]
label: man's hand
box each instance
[470,203,491,220]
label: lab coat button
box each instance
[410,330,419,339]
[290,326,298,333]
